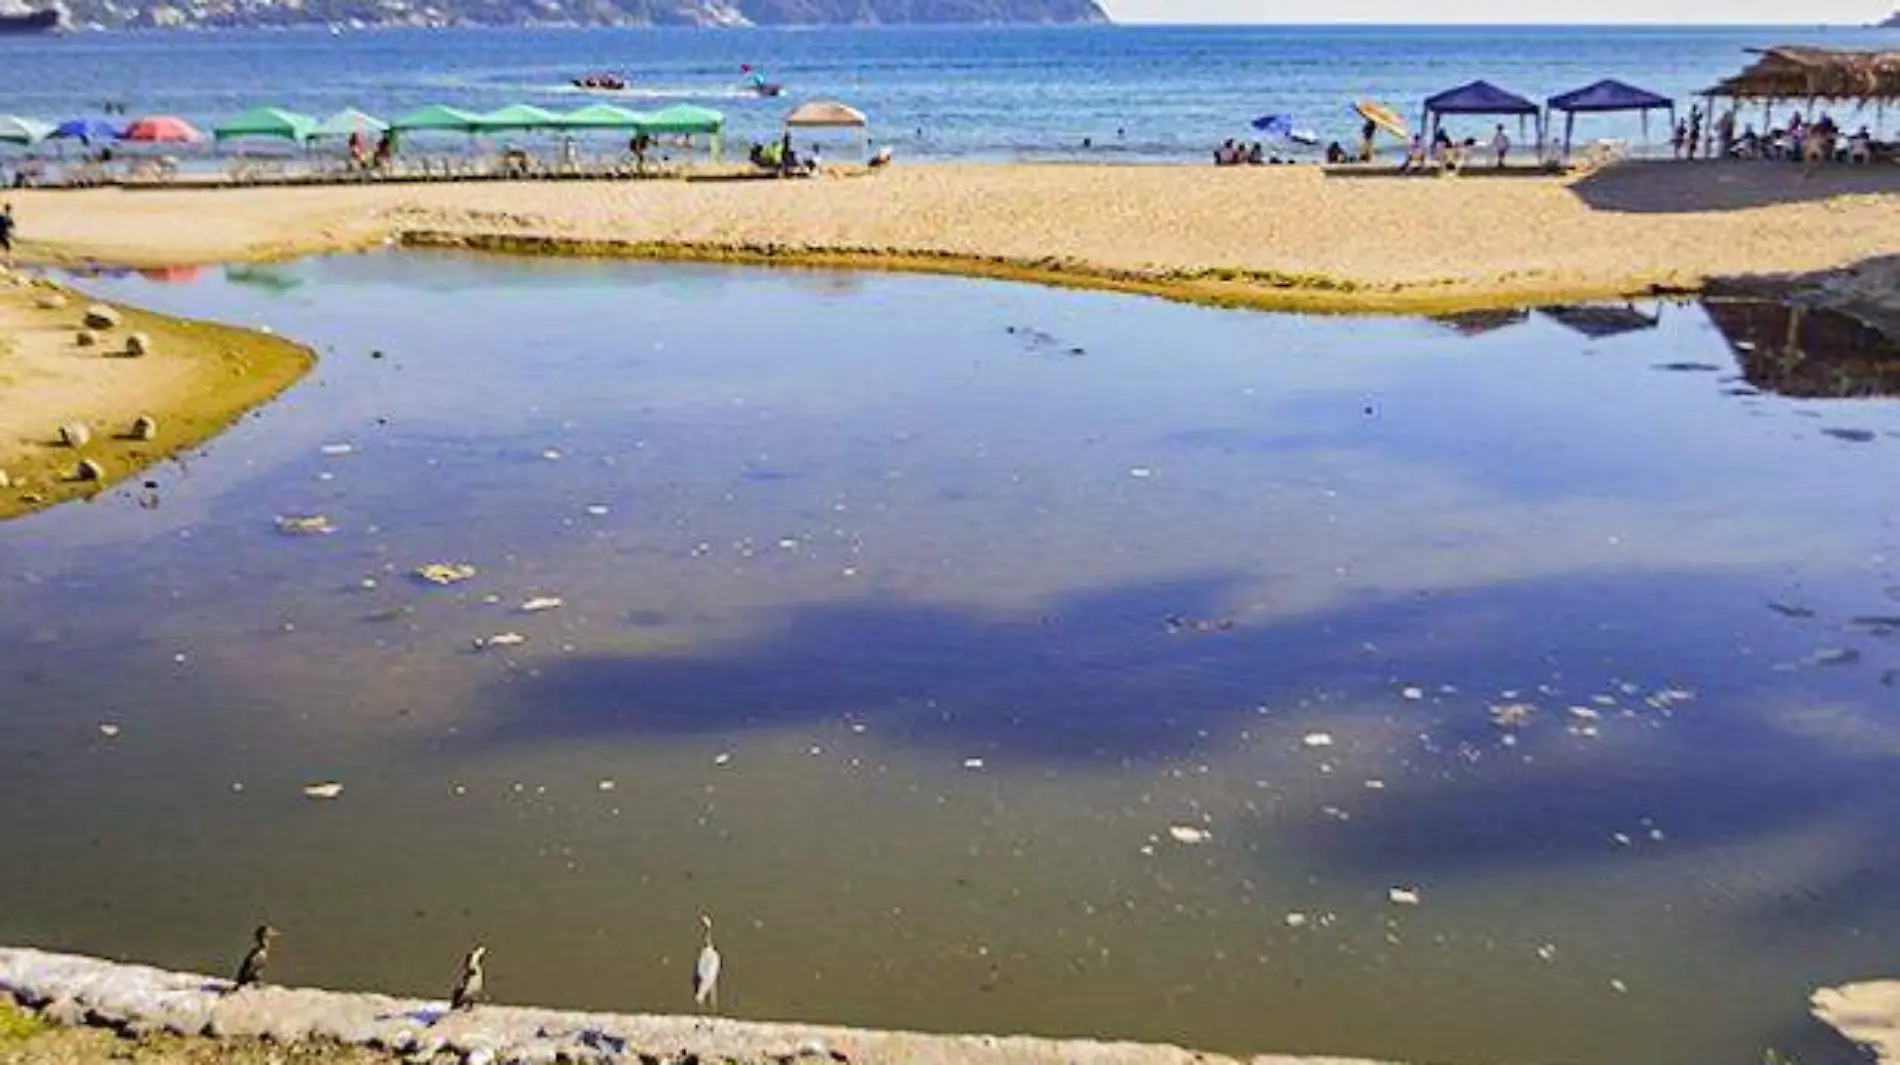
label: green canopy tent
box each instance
[554,103,650,130]
[637,104,725,160]
[309,108,389,139]
[473,104,561,133]
[213,107,317,143]
[0,115,55,146]
[391,104,481,133]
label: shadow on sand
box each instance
[1568,159,1900,214]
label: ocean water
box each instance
[0,24,1897,160]
[0,254,1898,1065]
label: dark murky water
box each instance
[4,255,1900,1065]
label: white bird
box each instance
[693,914,721,1011]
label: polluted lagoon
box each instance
[3,253,1900,1065]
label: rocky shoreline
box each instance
[0,947,1404,1065]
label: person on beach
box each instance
[1671,118,1687,160]
[1687,105,1703,160]
[0,204,13,267]
[1715,108,1736,159]
[1431,125,1453,163]
[1398,134,1425,173]
[1358,118,1376,163]
[1491,123,1510,167]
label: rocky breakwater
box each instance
[0,947,1408,1065]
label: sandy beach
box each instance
[0,270,311,520]
[7,161,1900,316]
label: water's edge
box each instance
[0,947,1411,1065]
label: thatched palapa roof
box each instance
[1707,46,1900,101]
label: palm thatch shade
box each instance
[1707,47,1900,102]
[785,101,868,128]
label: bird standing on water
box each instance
[693,914,721,1012]
[451,945,487,1011]
[233,925,281,989]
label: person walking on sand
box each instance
[0,204,14,268]
[1491,123,1511,168]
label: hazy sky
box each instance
[1102,0,1887,23]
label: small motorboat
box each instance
[572,72,627,91]
[752,81,783,97]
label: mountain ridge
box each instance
[75,0,1110,29]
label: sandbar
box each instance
[7,161,1900,316]
[0,270,312,521]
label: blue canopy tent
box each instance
[1546,79,1674,158]
[1421,80,1542,155]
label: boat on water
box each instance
[0,3,64,33]
[572,72,628,91]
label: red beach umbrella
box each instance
[120,115,204,143]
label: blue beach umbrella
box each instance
[1251,113,1319,146]
[50,116,123,144]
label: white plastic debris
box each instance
[1128,467,1155,479]
[1401,686,1424,700]
[585,505,610,517]
[1284,912,1309,928]
[319,443,354,456]
[474,632,526,650]
[1168,825,1212,844]
[713,753,732,767]
[1302,732,1334,748]
[1388,887,1421,906]
[274,514,336,536]
[97,724,120,738]
[520,597,564,613]
[302,782,344,800]
[597,780,616,792]
[962,757,986,770]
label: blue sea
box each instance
[1,24,1897,160]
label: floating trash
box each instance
[274,514,336,536]
[713,752,733,767]
[962,757,986,770]
[1302,732,1334,748]
[319,443,354,456]
[302,782,344,800]
[415,563,477,585]
[1168,825,1211,844]
[1401,686,1424,700]
[474,632,526,651]
[1490,703,1535,728]
[97,724,120,738]
[520,597,564,613]
[1388,887,1421,906]
[584,505,610,517]
[597,780,616,792]
[1128,467,1155,478]
[1284,912,1309,928]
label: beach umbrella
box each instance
[310,108,388,139]
[785,100,866,129]
[472,104,561,133]
[213,107,317,143]
[639,104,725,135]
[554,103,648,130]
[121,115,204,143]
[391,104,480,133]
[0,115,54,145]
[1353,99,1409,140]
[50,116,122,144]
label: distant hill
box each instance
[1882,10,1900,25]
[73,0,1109,28]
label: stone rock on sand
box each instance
[82,304,121,330]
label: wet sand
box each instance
[8,162,1900,317]
[0,270,312,521]
[0,948,1405,1065]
